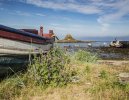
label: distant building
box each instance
[21,26,55,38]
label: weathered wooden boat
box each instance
[0,25,55,55]
[0,24,55,76]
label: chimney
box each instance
[40,26,43,36]
[49,30,53,34]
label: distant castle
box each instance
[56,34,93,43]
[57,34,80,43]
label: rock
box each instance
[119,73,129,84]
[85,82,91,85]
[71,76,80,83]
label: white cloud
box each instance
[17,0,129,36]
[8,10,46,17]
[22,0,129,22]
[97,0,129,23]
[36,13,46,16]
[50,23,60,27]
[23,0,102,14]
[0,7,4,10]
[15,11,31,16]
[91,0,102,3]
[95,0,129,34]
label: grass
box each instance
[0,49,129,100]
[74,50,98,63]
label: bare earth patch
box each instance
[98,60,129,66]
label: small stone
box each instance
[71,76,80,83]
[85,82,91,85]
[119,73,129,84]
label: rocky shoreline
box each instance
[64,46,129,60]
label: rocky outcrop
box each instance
[57,34,81,43]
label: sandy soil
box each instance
[98,60,129,66]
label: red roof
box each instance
[43,33,53,38]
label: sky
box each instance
[0,0,129,40]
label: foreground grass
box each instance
[0,49,129,100]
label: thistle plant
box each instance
[28,47,71,87]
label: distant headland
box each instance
[56,34,94,43]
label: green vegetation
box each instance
[0,48,129,100]
[99,70,108,79]
[27,47,72,87]
[74,50,98,63]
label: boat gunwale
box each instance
[0,24,51,41]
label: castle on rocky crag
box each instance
[56,34,79,43]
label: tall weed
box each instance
[74,50,98,63]
[27,47,73,87]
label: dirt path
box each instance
[98,60,129,66]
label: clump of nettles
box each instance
[27,47,72,87]
[74,50,98,63]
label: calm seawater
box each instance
[54,41,111,48]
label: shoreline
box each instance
[55,41,95,43]
[61,46,129,60]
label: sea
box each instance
[54,41,129,60]
[55,41,110,48]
